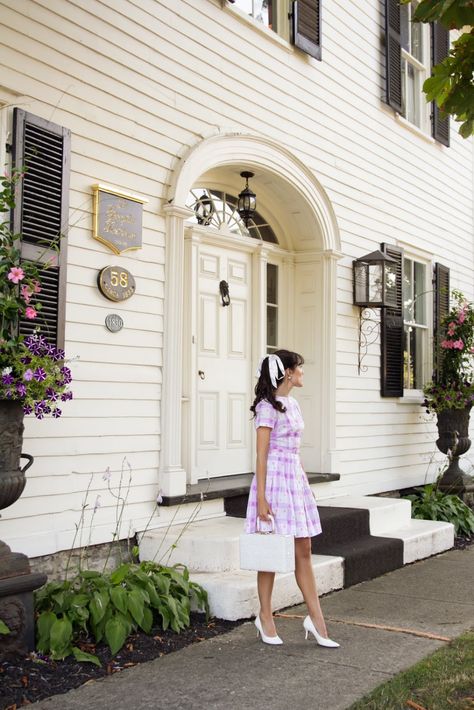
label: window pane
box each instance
[267,263,278,304]
[267,305,278,347]
[411,20,423,62]
[404,325,425,390]
[400,4,410,51]
[406,63,418,126]
[403,258,413,321]
[414,261,426,324]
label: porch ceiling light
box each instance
[238,171,256,227]
[194,191,214,226]
[353,249,398,309]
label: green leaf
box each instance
[0,619,10,634]
[90,589,110,625]
[139,606,153,633]
[127,589,145,626]
[49,616,73,659]
[109,564,130,585]
[110,586,128,615]
[72,646,101,666]
[36,610,57,649]
[105,616,128,655]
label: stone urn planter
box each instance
[0,400,46,658]
[436,406,474,494]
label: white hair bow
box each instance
[256,354,285,388]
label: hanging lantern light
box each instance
[353,249,398,308]
[238,171,256,227]
[194,192,214,226]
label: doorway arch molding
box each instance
[159,131,342,497]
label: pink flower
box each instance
[20,285,32,304]
[441,340,453,349]
[32,280,41,294]
[458,310,466,324]
[453,339,464,350]
[447,321,456,336]
[25,306,37,319]
[7,266,25,284]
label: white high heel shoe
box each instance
[254,615,283,645]
[303,615,339,648]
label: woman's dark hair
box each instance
[250,349,304,416]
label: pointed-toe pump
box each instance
[303,615,339,648]
[254,615,283,645]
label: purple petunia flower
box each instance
[1,373,14,385]
[20,356,32,365]
[23,369,34,381]
[52,407,62,418]
[60,367,72,384]
[23,404,33,415]
[53,348,65,362]
[45,387,58,401]
[16,383,27,397]
[33,368,47,382]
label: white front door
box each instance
[195,243,253,479]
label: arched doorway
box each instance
[160,133,342,496]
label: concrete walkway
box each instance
[34,546,474,710]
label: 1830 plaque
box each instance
[98,266,136,302]
[93,184,147,254]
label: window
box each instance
[233,0,274,29]
[230,1,321,59]
[400,2,429,130]
[266,263,279,353]
[384,0,450,144]
[186,188,278,244]
[403,258,429,390]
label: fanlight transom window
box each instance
[186,188,278,244]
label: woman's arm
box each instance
[256,426,273,522]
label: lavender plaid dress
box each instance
[245,396,322,538]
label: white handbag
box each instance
[240,515,295,573]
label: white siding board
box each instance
[0,0,471,555]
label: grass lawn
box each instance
[349,630,474,710]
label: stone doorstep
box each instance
[190,554,344,621]
[377,519,455,564]
[317,494,413,534]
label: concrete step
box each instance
[316,495,413,534]
[138,495,455,620]
[190,554,344,621]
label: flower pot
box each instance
[0,400,33,510]
[436,406,474,494]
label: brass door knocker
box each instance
[219,280,230,306]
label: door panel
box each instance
[196,245,252,478]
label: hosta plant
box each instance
[35,560,209,665]
[405,484,474,537]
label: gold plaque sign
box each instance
[93,184,147,254]
[98,266,136,302]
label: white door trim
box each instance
[160,131,342,497]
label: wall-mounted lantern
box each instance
[238,171,256,227]
[353,249,398,309]
[194,192,215,226]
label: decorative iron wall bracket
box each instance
[358,307,381,375]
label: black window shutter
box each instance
[384,0,403,113]
[381,243,404,397]
[12,109,70,348]
[291,0,321,61]
[431,23,450,146]
[433,263,450,380]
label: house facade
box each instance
[0,0,473,563]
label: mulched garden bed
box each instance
[0,613,244,710]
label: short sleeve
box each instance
[254,400,278,430]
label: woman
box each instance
[245,349,339,648]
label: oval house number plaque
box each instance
[98,266,136,302]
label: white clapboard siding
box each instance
[0,0,472,557]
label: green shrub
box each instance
[35,560,209,665]
[405,484,474,536]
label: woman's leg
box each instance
[294,537,328,637]
[257,571,278,635]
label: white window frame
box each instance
[400,4,431,133]
[402,254,432,397]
